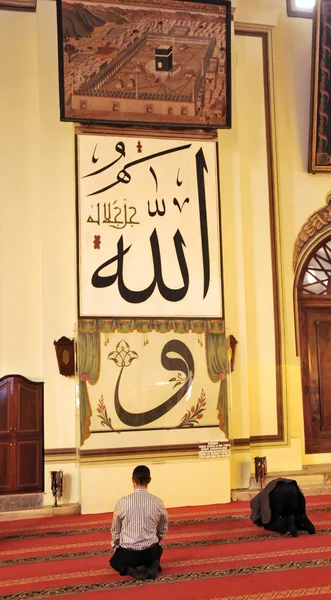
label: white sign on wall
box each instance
[77,134,223,318]
[198,440,231,459]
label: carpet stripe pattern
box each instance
[1,496,331,599]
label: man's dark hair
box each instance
[132,465,151,485]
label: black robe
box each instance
[250,478,302,525]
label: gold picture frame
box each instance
[56,0,231,130]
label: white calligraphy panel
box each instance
[77,134,223,317]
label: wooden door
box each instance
[15,439,43,492]
[0,378,14,435]
[0,441,13,491]
[299,304,331,453]
[15,378,43,435]
[0,375,44,494]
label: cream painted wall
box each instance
[220,25,281,475]
[3,0,331,515]
[227,0,331,471]
[0,11,43,378]
[36,1,77,452]
[1,3,79,503]
[273,9,331,465]
[218,38,251,446]
[220,25,285,486]
[235,32,278,438]
[80,458,231,513]
[230,449,251,490]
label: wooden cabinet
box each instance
[0,375,44,494]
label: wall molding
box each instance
[45,442,231,463]
[75,125,217,141]
[0,0,36,10]
[232,25,285,447]
[44,448,77,463]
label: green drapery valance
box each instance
[78,318,224,335]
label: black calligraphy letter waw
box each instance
[113,339,195,427]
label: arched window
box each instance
[298,239,331,296]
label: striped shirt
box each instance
[111,488,168,551]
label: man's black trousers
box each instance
[110,543,163,575]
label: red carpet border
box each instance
[0,496,331,599]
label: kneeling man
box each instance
[250,478,315,537]
[110,465,168,580]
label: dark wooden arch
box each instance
[297,236,331,453]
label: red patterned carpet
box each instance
[1,496,331,599]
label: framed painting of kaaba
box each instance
[310,0,331,172]
[76,133,224,319]
[56,0,231,129]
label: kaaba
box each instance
[155,45,173,71]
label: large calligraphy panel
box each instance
[80,329,226,442]
[77,134,223,318]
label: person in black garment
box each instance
[250,478,315,537]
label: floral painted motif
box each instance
[177,389,206,428]
[108,339,138,368]
[96,395,116,431]
[169,371,188,388]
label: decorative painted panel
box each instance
[78,321,228,445]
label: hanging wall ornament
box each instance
[254,456,267,489]
[50,470,64,507]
